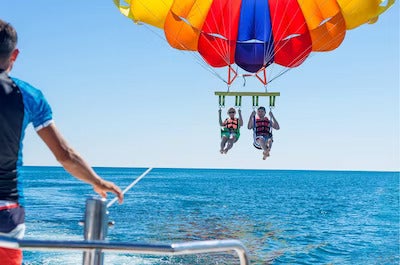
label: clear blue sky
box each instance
[1,1,399,171]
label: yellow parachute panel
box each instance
[337,0,395,29]
[113,0,173,29]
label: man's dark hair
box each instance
[0,19,18,58]
[257,106,266,111]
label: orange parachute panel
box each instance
[164,0,213,51]
[297,0,346,51]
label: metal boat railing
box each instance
[0,237,249,264]
[0,197,250,265]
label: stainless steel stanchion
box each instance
[82,197,108,265]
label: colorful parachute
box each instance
[114,0,395,83]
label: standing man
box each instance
[0,19,124,264]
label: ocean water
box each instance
[18,166,399,265]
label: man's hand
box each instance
[93,180,124,204]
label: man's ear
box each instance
[6,49,19,71]
[10,49,19,62]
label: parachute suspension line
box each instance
[269,96,276,108]
[130,1,230,85]
[176,38,228,84]
[268,18,347,84]
[267,0,347,84]
[265,0,280,83]
[295,0,350,66]
[205,1,232,66]
[252,96,259,110]
[217,95,242,109]
[235,95,242,109]
[268,68,292,84]
[195,3,231,66]
[190,53,228,84]
[250,94,276,109]
[268,9,346,84]
[227,65,238,86]
[256,68,268,86]
[190,1,239,86]
[200,1,270,87]
[264,0,276,81]
[218,95,226,109]
[238,67,268,87]
[197,1,239,86]
[140,23,226,83]
[260,0,312,83]
[267,0,305,81]
[138,10,228,85]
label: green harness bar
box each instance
[215,91,280,108]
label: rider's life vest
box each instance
[224,118,239,131]
[255,118,271,137]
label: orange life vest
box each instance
[224,118,239,131]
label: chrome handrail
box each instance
[0,237,250,265]
[0,196,250,265]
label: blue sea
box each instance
[19,166,399,265]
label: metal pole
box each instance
[82,197,108,265]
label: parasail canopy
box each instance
[114,0,395,84]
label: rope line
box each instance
[107,167,153,208]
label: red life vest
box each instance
[224,118,239,131]
[255,118,271,136]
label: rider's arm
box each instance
[219,109,224,126]
[238,109,243,127]
[269,111,280,130]
[247,111,255,129]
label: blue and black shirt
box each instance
[0,70,52,204]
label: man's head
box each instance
[257,106,266,118]
[0,19,19,71]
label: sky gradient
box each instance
[1,1,399,171]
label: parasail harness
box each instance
[216,90,279,149]
[252,107,274,150]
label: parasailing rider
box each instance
[219,107,243,154]
[248,106,280,160]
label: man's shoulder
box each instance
[10,77,50,110]
[10,77,44,97]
